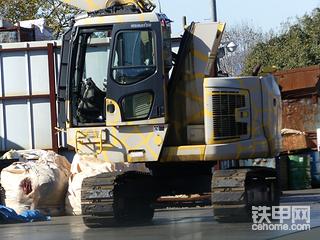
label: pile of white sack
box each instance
[0,150,70,216]
[0,149,148,216]
[65,154,148,215]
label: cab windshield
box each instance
[111,30,156,85]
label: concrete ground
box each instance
[1,191,320,240]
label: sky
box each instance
[156,0,320,35]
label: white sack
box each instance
[1,150,71,216]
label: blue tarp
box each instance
[0,205,50,224]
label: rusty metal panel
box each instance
[282,98,320,132]
[275,65,320,98]
[282,134,316,152]
[279,66,320,152]
[282,98,319,151]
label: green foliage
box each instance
[0,0,40,23]
[37,1,81,38]
[220,22,264,76]
[244,8,320,75]
[0,0,81,38]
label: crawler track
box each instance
[81,172,117,227]
[211,167,280,222]
[81,171,155,227]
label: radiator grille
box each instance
[212,91,247,140]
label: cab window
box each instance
[111,30,156,84]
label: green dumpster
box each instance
[288,154,311,190]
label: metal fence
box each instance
[0,41,61,152]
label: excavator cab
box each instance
[58,8,172,128]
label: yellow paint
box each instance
[61,0,106,11]
[75,129,104,155]
[194,72,205,79]
[242,111,249,118]
[187,110,205,123]
[154,135,162,146]
[115,15,125,23]
[193,50,208,63]
[69,124,168,163]
[128,127,158,159]
[105,98,122,126]
[217,22,226,33]
[161,145,206,162]
[260,66,278,76]
[139,14,145,21]
[177,89,203,103]
[75,11,159,28]
[102,149,111,162]
[62,0,156,12]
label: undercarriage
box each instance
[81,163,280,227]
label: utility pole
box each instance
[211,0,217,21]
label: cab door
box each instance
[106,22,166,126]
[57,28,72,129]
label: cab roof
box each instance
[74,12,160,27]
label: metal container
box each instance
[274,65,320,99]
[282,98,320,133]
[0,26,35,43]
[276,65,320,152]
[310,151,320,188]
[288,154,311,190]
[0,41,61,152]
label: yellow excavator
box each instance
[58,0,282,225]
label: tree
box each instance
[219,22,264,76]
[37,1,81,38]
[0,0,40,23]
[0,0,81,38]
[243,8,320,74]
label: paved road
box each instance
[1,194,320,240]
